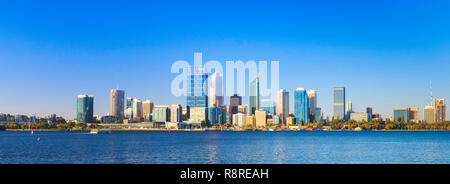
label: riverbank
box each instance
[3,128,450,132]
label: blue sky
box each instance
[0,0,449,120]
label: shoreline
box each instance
[3,129,449,132]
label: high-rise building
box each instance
[314,108,322,122]
[393,108,408,122]
[77,95,94,123]
[434,98,446,123]
[209,72,223,107]
[142,100,154,117]
[132,99,142,122]
[187,68,208,108]
[152,105,170,123]
[260,99,275,115]
[255,110,267,128]
[126,97,134,109]
[333,87,346,120]
[230,94,242,115]
[208,106,223,125]
[366,107,373,122]
[110,89,125,121]
[249,75,260,115]
[294,88,310,125]
[277,89,289,121]
[307,90,317,117]
[170,104,182,123]
[232,113,246,128]
[189,107,208,124]
[423,106,435,123]
[407,107,419,123]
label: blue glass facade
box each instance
[77,95,94,123]
[393,108,408,122]
[294,89,310,125]
[187,74,208,108]
[333,87,346,120]
[314,108,322,122]
[208,107,223,125]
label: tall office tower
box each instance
[77,95,94,123]
[230,94,242,115]
[260,99,276,115]
[294,88,310,125]
[277,89,289,120]
[142,100,154,117]
[208,106,223,125]
[170,104,182,123]
[152,105,170,123]
[407,107,419,123]
[366,107,373,122]
[307,90,317,117]
[393,108,408,122]
[434,98,446,123]
[132,99,142,121]
[110,89,125,121]
[333,87,346,120]
[423,106,435,123]
[126,97,134,109]
[187,68,209,108]
[314,108,322,122]
[346,101,353,114]
[249,75,260,115]
[209,72,223,107]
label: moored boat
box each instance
[90,129,112,134]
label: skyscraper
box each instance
[333,87,346,120]
[307,90,317,117]
[171,104,182,123]
[423,106,435,123]
[230,94,242,115]
[407,107,419,123]
[77,95,94,123]
[277,89,289,120]
[132,98,142,122]
[209,72,223,107]
[142,100,154,117]
[187,68,209,108]
[249,75,260,115]
[110,89,125,121]
[152,105,170,123]
[294,88,310,125]
[434,98,446,123]
[126,97,134,109]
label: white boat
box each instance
[90,129,112,134]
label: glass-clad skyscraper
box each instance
[77,95,94,123]
[333,87,346,120]
[187,69,209,108]
[294,88,310,125]
[249,75,260,115]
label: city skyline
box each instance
[0,1,449,120]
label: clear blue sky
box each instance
[0,0,449,120]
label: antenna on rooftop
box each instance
[429,81,433,106]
